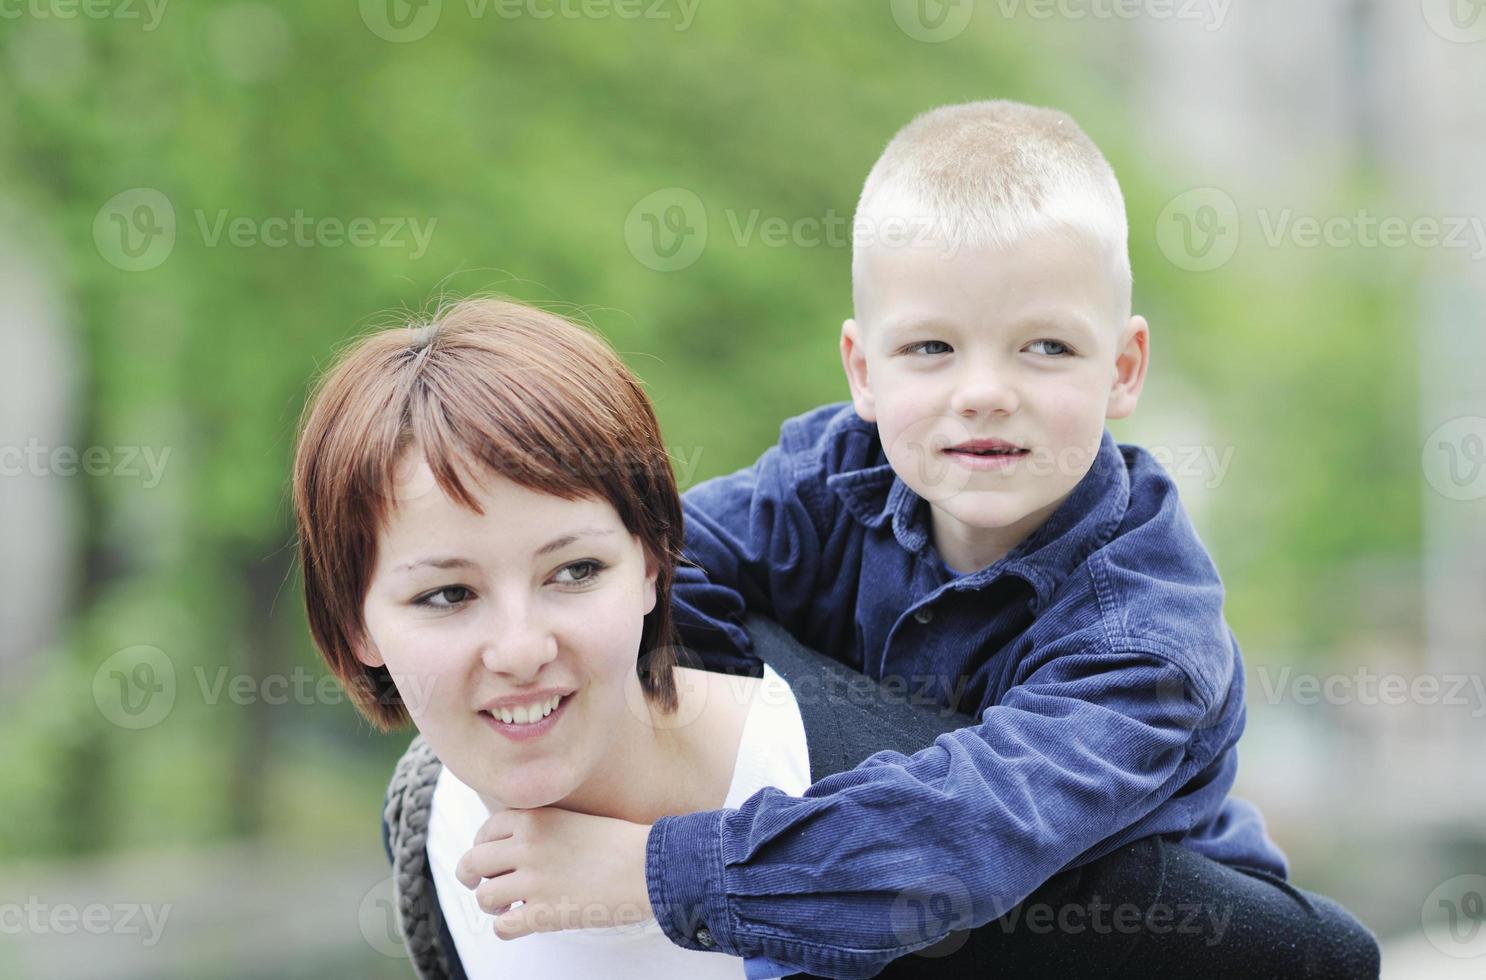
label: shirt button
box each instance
[695,927,715,948]
[914,607,934,624]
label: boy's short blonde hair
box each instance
[852,100,1131,316]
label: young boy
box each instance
[638,101,1377,977]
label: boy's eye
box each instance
[552,560,606,586]
[414,586,473,609]
[901,340,953,356]
[1026,339,1074,357]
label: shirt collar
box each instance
[828,428,1131,609]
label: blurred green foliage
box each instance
[0,0,1418,868]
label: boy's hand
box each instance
[454,807,654,940]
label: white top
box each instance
[426,664,811,980]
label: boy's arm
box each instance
[671,441,830,672]
[645,638,1217,979]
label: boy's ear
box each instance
[840,318,877,421]
[1106,315,1150,420]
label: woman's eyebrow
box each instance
[535,527,617,557]
[393,556,476,574]
[391,528,617,573]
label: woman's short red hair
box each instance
[292,298,684,731]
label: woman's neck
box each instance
[478,666,760,825]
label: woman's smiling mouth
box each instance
[480,692,573,741]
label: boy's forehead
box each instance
[853,228,1124,335]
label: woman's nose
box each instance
[477,605,559,681]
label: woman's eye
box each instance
[415,586,472,609]
[902,340,952,356]
[1027,339,1073,357]
[552,560,606,586]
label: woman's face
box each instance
[359,455,659,809]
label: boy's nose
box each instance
[950,372,1019,418]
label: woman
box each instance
[292,298,1378,979]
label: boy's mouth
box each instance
[943,439,1029,458]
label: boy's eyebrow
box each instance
[881,313,1101,341]
[1018,312,1099,342]
[880,316,955,336]
[391,528,617,574]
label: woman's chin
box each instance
[482,770,574,811]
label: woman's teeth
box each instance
[489,694,563,725]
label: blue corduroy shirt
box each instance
[645,402,1287,979]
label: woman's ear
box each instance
[642,552,659,616]
[352,627,386,669]
[840,318,877,421]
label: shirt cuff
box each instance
[744,954,798,979]
[646,808,739,955]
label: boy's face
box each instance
[842,225,1148,572]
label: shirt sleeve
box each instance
[671,442,827,671]
[644,646,1214,979]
